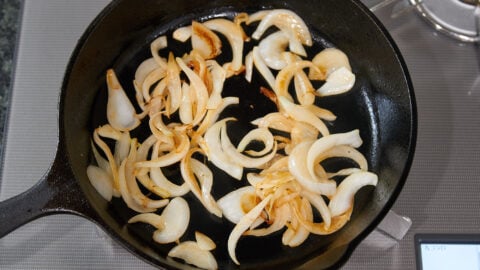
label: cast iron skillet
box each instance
[0,0,417,269]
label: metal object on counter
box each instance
[410,0,480,42]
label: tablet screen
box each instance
[415,234,480,270]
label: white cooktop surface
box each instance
[1,0,479,269]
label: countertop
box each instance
[0,0,22,161]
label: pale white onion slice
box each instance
[93,128,120,193]
[258,31,289,70]
[206,60,226,110]
[236,127,275,157]
[143,69,167,105]
[252,9,312,56]
[275,61,317,101]
[179,82,193,124]
[172,26,192,42]
[220,120,277,168]
[87,165,113,201]
[217,186,256,224]
[317,67,355,97]
[244,50,253,82]
[150,35,168,69]
[114,131,130,166]
[150,167,189,197]
[195,231,217,251]
[294,70,316,106]
[128,213,165,229]
[252,47,276,92]
[176,57,209,126]
[106,69,140,131]
[118,159,155,213]
[300,190,331,229]
[134,58,159,90]
[328,171,377,217]
[153,197,190,243]
[283,198,312,247]
[309,48,352,80]
[135,131,190,168]
[168,241,218,270]
[288,141,337,196]
[202,118,243,179]
[136,173,170,198]
[278,96,330,137]
[192,21,222,59]
[228,195,272,265]
[194,97,239,139]
[251,112,295,133]
[125,140,169,209]
[166,52,182,115]
[245,203,290,237]
[204,18,245,72]
[306,130,363,181]
[306,104,337,121]
[246,10,270,25]
[180,148,222,217]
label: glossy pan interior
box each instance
[0,0,416,269]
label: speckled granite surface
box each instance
[0,0,22,156]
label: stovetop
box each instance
[1,0,479,269]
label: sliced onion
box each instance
[245,203,290,237]
[136,131,190,168]
[251,9,312,56]
[317,67,355,97]
[114,131,130,166]
[150,35,168,69]
[252,46,276,92]
[328,171,377,217]
[244,50,253,82]
[306,104,337,121]
[306,130,362,181]
[206,60,226,110]
[288,141,337,196]
[118,159,155,213]
[258,31,289,70]
[87,165,113,201]
[236,127,275,156]
[176,57,209,126]
[166,52,182,115]
[203,18,245,72]
[294,69,316,106]
[125,139,169,209]
[202,118,243,179]
[195,231,217,251]
[192,21,222,59]
[150,167,189,197]
[309,48,352,80]
[168,241,218,270]
[228,194,272,265]
[275,61,317,101]
[300,190,331,229]
[251,112,294,133]
[283,198,312,247]
[152,197,190,243]
[220,120,277,168]
[106,69,140,131]
[194,97,239,138]
[172,26,192,42]
[278,96,330,137]
[179,82,193,124]
[217,186,256,224]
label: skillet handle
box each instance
[0,145,92,238]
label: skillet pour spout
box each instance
[0,0,416,269]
